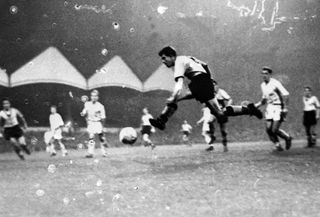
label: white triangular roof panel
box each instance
[88,56,143,91]
[143,64,174,92]
[11,47,87,89]
[0,68,9,87]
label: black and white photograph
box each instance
[0,0,320,216]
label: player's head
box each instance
[158,46,177,68]
[50,105,57,114]
[142,107,148,114]
[91,89,99,102]
[304,86,312,97]
[2,98,11,110]
[261,66,272,82]
[183,120,188,124]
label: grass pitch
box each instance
[0,141,320,217]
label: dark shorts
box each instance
[141,126,152,135]
[4,125,24,141]
[188,73,215,103]
[303,110,317,126]
[183,131,190,136]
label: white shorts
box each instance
[87,121,103,135]
[202,122,210,132]
[44,129,62,144]
[265,104,282,121]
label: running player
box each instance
[212,81,233,152]
[47,105,68,157]
[81,90,109,158]
[0,98,30,160]
[181,120,192,144]
[302,86,320,148]
[197,106,215,150]
[255,67,292,151]
[141,108,156,149]
[149,46,263,131]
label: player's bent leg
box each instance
[150,102,178,130]
[205,99,227,124]
[266,121,283,151]
[272,121,292,150]
[10,138,25,160]
[98,133,108,157]
[18,136,31,155]
[310,125,317,146]
[57,140,68,156]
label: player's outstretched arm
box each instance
[17,110,28,129]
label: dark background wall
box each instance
[0,0,319,140]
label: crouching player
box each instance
[141,108,156,149]
[0,98,30,160]
[302,86,320,148]
[46,105,68,157]
[81,90,109,158]
[255,67,292,151]
[150,46,263,131]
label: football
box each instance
[119,127,138,145]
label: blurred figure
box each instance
[197,106,215,150]
[46,105,68,157]
[212,81,233,152]
[140,108,156,150]
[0,98,30,160]
[302,86,320,148]
[81,90,109,158]
[181,120,192,145]
[255,67,292,152]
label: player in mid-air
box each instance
[140,108,156,149]
[0,98,30,160]
[46,105,68,157]
[150,46,263,131]
[302,86,320,148]
[255,67,292,151]
[181,120,192,145]
[81,90,109,158]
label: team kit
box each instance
[0,46,319,160]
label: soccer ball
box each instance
[119,127,137,145]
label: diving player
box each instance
[149,46,263,131]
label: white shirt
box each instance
[261,78,289,105]
[82,101,106,122]
[173,56,207,80]
[303,96,320,111]
[182,123,192,132]
[215,88,231,108]
[0,108,21,128]
[202,107,214,123]
[141,114,153,126]
[49,113,64,131]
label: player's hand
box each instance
[281,108,288,121]
[166,96,176,104]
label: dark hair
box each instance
[304,86,312,91]
[2,97,10,103]
[262,66,273,74]
[158,46,177,57]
